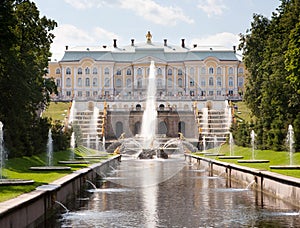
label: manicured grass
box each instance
[42,101,71,121]
[194,144,300,178]
[0,147,111,202]
[232,101,254,123]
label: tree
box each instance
[0,0,57,157]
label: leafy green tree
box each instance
[0,0,57,157]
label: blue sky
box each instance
[33,0,280,60]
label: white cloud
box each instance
[197,0,228,17]
[190,32,240,49]
[119,0,194,26]
[50,24,119,61]
[64,0,193,26]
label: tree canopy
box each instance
[238,0,300,151]
[0,0,57,157]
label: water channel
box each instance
[52,157,300,227]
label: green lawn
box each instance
[42,101,71,121]
[194,144,300,178]
[0,147,110,202]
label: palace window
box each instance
[137,78,142,88]
[209,77,214,86]
[167,68,172,75]
[78,78,82,87]
[209,67,214,74]
[157,78,163,88]
[208,91,214,96]
[238,68,244,74]
[217,91,222,96]
[86,91,90,97]
[104,67,109,75]
[127,68,132,75]
[137,68,142,75]
[190,79,195,87]
[66,91,71,96]
[217,77,222,86]
[92,67,97,74]
[178,78,183,87]
[157,68,162,75]
[104,78,110,87]
[167,77,172,87]
[78,91,82,97]
[56,68,61,74]
[217,67,222,75]
[201,77,206,87]
[229,77,234,87]
[66,78,71,87]
[85,67,90,74]
[85,78,90,87]
[116,78,122,87]
[116,69,121,75]
[238,77,244,87]
[201,67,206,75]
[126,78,132,88]
[78,68,82,74]
[178,69,183,76]
[93,78,97,87]
[190,67,194,76]
[66,67,71,75]
[228,67,234,75]
[56,79,61,87]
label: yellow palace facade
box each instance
[46,32,245,101]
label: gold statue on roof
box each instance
[146,31,152,43]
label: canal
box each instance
[54,157,300,227]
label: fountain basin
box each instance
[204,153,225,157]
[219,156,244,159]
[58,160,90,164]
[270,165,300,170]
[29,166,71,171]
[238,160,270,163]
[0,179,34,186]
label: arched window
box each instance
[178,69,183,76]
[217,77,222,86]
[56,79,61,87]
[126,68,132,75]
[167,77,172,87]
[157,68,162,75]
[93,78,97,87]
[168,68,172,75]
[209,67,214,74]
[201,77,206,86]
[92,67,97,74]
[85,78,90,87]
[77,77,82,87]
[104,67,109,75]
[66,78,71,87]
[190,67,194,76]
[116,69,121,75]
[238,77,244,87]
[201,67,206,75]
[137,68,142,75]
[178,78,183,87]
[228,67,234,75]
[78,68,82,74]
[137,78,142,88]
[126,78,132,88]
[209,77,214,86]
[229,77,234,86]
[116,78,122,87]
[104,78,110,87]
[85,67,90,74]
[238,68,244,74]
[217,67,222,75]
[66,67,71,75]
[55,68,61,74]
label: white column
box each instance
[61,67,65,97]
[73,67,77,98]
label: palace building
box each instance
[46,31,245,101]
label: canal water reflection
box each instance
[58,157,300,227]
